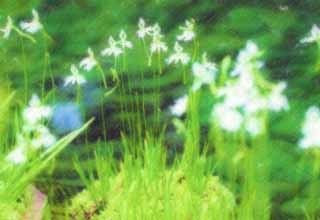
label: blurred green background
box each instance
[1,0,320,219]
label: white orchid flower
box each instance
[19,9,43,34]
[64,64,86,86]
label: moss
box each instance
[0,203,25,220]
[94,169,235,220]
[67,182,105,220]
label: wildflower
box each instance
[19,9,42,34]
[301,25,320,44]
[177,19,196,42]
[170,95,188,117]
[299,106,320,149]
[31,125,56,149]
[0,16,13,39]
[137,18,153,39]
[212,104,243,132]
[64,64,86,86]
[217,77,254,109]
[23,94,52,126]
[243,93,268,114]
[238,41,260,63]
[191,53,217,91]
[6,147,26,164]
[245,117,263,136]
[167,42,190,65]
[231,41,262,77]
[119,30,133,49]
[80,48,97,71]
[150,25,168,54]
[101,36,123,57]
[150,35,168,54]
[268,82,289,112]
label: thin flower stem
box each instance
[19,36,29,103]
[100,96,108,143]
[157,52,162,75]
[41,29,54,44]
[41,52,47,98]
[96,62,108,89]
[192,39,198,62]
[13,26,36,43]
[114,57,124,130]
[183,66,187,84]
[142,39,150,65]
[76,84,81,104]
[316,42,320,72]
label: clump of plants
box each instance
[2,5,320,220]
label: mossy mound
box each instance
[68,169,235,220]
[0,203,25,220]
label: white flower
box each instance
[299,106,320,149]
[191,53,217,91]
[244,94,268,114]
[101,36,123,57]
[231,41,262,77]
[268,82,289,112]
[245,117,263,136]
[150,36,168,54]
[167,42,190,65]
[23,94,52,126]
[80,48,97,71]
[137,18,153,39]
[119,30,133,49]
[170,95,188,117]
[177,19,196,42]
[6,147,26,164]
[217,75,255,109]
[212,104,243,132]
[301,25,320,44]
[150,25,168,54]
[238,41,260,62]
[31,125,56,149]
[64,64,86,86]
[151,23,162,36]
[19,9,42,34]
[0,16,13,39]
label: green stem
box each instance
[76,84,81,104]
[19,36,28,103]
[13,26,36,43]
[97,62,108,89]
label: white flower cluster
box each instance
[166,19,196,66]
[212,41,289,135]
[167,42,190,65]
[177,19,196,42]
[299,106,320,149]
[64,18,194,88]
[0,9,42,39]
[169,54,216,117]
[101,30,133,57]
[64,29,134,87]
[137,18,168,54]
[6,94,56,164]
[168,40,289,137]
